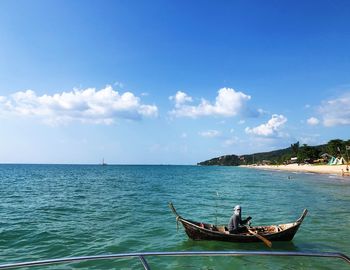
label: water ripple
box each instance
[0,165,349,269]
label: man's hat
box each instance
[234,205,241,210]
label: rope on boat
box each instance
[168,202,181,231]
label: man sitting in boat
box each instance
[228,205,252,234]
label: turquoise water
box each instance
[0,165,349,269]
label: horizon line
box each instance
[0,163,196,166]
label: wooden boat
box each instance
[169,202,307,244]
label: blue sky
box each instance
[0,0,350,164]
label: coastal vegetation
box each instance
[197,139,350,166]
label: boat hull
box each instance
[180,219,301,243]
[169,203,308,244]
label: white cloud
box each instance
[0,86,158,125]
[299,134,321,145]
[245,114,287,137]
[319,93,350,126]
[223,136,239,146]
[198,130,221,138]
[169,87,251,118]
[169,91,193,107]
[307,117,319,126]
[113,81,124,88]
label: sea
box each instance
[0,164,349,269]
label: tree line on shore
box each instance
[197,139,350,166]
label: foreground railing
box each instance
[0,251,349,269]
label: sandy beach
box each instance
[242,164,350,176]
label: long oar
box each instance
[246,226,272,248]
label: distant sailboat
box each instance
[101,158,107,166]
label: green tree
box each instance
[298,144,321,163]
[291,141,299,157]
[281,153,292,164]
[327,139,344,157]
[344,140,350,162]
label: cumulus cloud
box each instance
[169,88,251,118]
[198,130,221,138]
[245,114,287,137]
[307,117,320,126]
[0,86,158,125]
[319,93,350,126]
[169,91,193,107]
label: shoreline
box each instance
[241,164,350,177]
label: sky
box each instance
[0,0,350,164]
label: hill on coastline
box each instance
[197,147,292,166]
[197,139,350,166]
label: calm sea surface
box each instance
[0,165,349,269]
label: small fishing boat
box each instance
[101,158,107,166]
[169,202,307,246]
